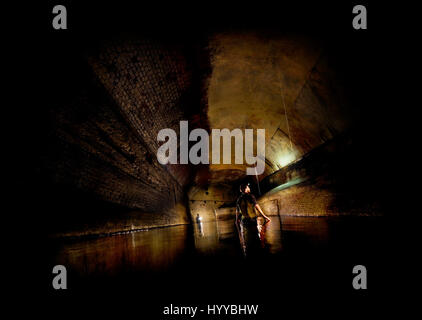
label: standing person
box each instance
[236,183,271,224]
[235,182,270,257]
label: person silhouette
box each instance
[235,182,270,257]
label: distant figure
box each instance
[196,214,202,224]
[235,182,270,257]
[195,214,204,237]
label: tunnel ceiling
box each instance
[204,32,353,185]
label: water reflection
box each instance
[51,215,379,279]
[53,225,189,276]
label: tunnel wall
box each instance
[188,129,386,221]
[258,178,345,216]
[42,71,190,237]
[188,184,236,222]
[257,131,384,216]
[88,39,200,186]
[39,38,213,237]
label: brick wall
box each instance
[41,38,210,236]
[257,132,384,217]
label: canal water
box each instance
[47,215,388,302]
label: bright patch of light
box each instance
[277,152,296,167]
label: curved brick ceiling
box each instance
[203,32,352,184]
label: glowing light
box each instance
[277,152,296,168]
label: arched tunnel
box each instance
[30,32,389,237]
[8,2,396,312]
